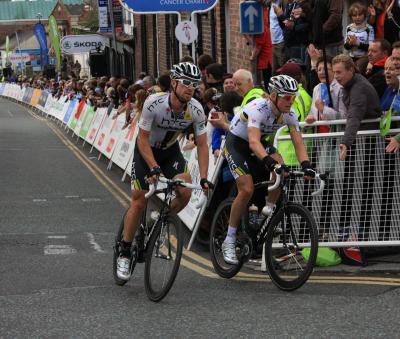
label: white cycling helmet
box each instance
[268,75,298,96]
[170,62,201,82]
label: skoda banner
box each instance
[61,35,109,54]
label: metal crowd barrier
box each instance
[274,118,400,248]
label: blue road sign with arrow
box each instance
[240,1,264,34]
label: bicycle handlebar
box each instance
[145,176,208,209]
[270,170,327,196]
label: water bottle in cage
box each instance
[248,204,259,230]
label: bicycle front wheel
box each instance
[264,203,318,291]
[209,198,243,278]
[144,216,183,302]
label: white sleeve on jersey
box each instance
[138,95,157,132]
[283,110,301,131]
[188,99,207,136]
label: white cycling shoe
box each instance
[116,256,132,281]
[221,241,239,265]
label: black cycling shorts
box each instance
[224,132,269,182]
[131,141,188,191]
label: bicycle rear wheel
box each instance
[144,215,183,302]
[209,198,243,278]
[264,203,318,291]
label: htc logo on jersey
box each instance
[147,98,165,112]
[158,117,188,130]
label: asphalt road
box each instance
[1,97,400,338]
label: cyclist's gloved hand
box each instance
[262,155,278,171]
[147,166,162,184]
[200,178,214,190]
[301,161,316,178]
[274,163,290,175]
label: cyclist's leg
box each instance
[159,142,191,214]
[117,148,151,280]
[223,135,255,264]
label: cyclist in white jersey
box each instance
[222,75,316,265]
[117,63,213,280]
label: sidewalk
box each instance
[245,250,400,275]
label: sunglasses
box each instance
[176,79,199,89]
[278,94,296,101]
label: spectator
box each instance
[280,0,311,63]
[157,73,171,92]
[223,74,236,92]
[180,55,194,63]
[134,72,146,86]
[205,63,225,92]
[366,39,391,97]
[390,41,400,69]
[232,69,264,107]
[345,2,375,61]
[311,0,344,57]
[333,54,381,251]
[143,75,156,92]
[333,54,381,159]
[386,133,400,152]
[369,0,400,45]
[197,54,214,76]
[306,56,347,126]
[379,56,399,238]
[73,60,82,78]
[269,0,285,74]
[250,2,272,88]
[210,91,243,159]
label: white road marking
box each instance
[86,232,105,253]
[65,195,80,199]
[33,199,47,202]
[7,110,13,117]
[47,235,67,239]
[81,198,101,202]
[44,245,77,255]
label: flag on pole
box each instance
[48,15,61,71]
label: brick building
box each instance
[132,0,254,78]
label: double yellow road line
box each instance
[26,104,400,287]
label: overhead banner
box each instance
[48,16,61,71]
[124,0,219,13]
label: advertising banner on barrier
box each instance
[111,122,138,170]
[0,84,5,96]
[94,111,115,153]
[53,97,67,120]
[63,99,79,125]
[78,106,96,139]
[74,104,90,135]
[30,89,42,106]
[43,94,54,114]
[101,113,126,159]
[86,107,107,145]
[22,87,34,104]
[68,99,87,129]
[37,91,49,109]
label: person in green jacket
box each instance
[232,69,265,107]
[276,62,312,166]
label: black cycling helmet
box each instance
[268,75,298,96]
[170,62,201,82]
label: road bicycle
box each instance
[209,169,326,291]
[113,176,205,302]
